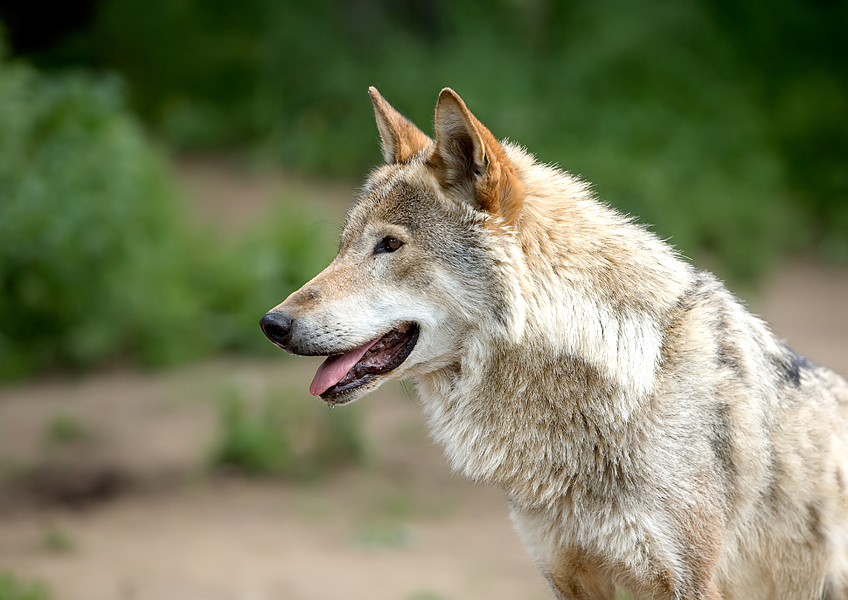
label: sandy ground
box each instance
[0,360,548,600]
[1,158,847,600]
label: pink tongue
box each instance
[309,338,380,396]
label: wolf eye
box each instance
[374,236,403,254]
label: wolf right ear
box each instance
[429,88,524,226]
[369,87,433,164]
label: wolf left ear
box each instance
[429,88,524,226]
[369,87,433,164]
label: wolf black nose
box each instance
[260,311,293,347]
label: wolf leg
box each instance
[545,572,616,600]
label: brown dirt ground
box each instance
[1,158,847,600]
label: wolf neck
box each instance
[496,145,692,397]
[416,146,694,505]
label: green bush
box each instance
[0,572,50,600]
[211,387,367,479]
[0,52,208,378]
[0,39,337,380]
[44,413,90,445]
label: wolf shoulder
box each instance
[655,267,848,504]
[659,268,848,413]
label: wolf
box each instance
[260,87,848,600]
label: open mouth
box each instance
[310,323,419,400]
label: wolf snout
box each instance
[260,311,294,348]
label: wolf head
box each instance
[260,88,528,405]
[261,87,690,406]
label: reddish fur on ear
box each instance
[429,88,525,227]
[369,87,433,164]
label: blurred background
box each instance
[0,1,846,598]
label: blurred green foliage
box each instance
[0,39,336,380]
[1,0,846,378]
[31,0,847,278]
[41,525,76,553]
[44,413,90,446]
[0,51,200,378]
[0,572,50,600]
[211,387,367,479]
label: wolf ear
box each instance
[369,87,433,164]
[429,88,524,226]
